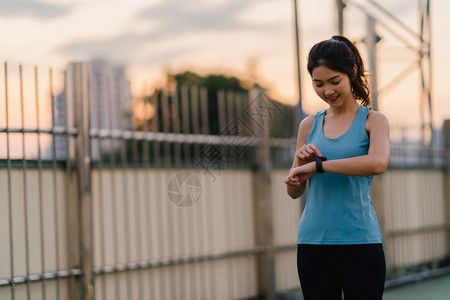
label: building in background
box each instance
[51,59,132,160]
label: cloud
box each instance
[57,0,281,63]
[56,29,198,66]
[138,0,266,36]
[0,0,72,19]
[58,34,143,62]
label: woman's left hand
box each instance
[284,162,316,186]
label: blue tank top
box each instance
[297,106,383,245]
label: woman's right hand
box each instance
[295,143,322,166]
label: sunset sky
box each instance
[1,0,450,138]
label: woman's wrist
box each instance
[314,156,327,173]
[306,161,316,173]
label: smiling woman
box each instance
[307,35,370,107]
[284,35,390,300]
[311,67,354,107]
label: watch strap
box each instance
[315,156,327,173]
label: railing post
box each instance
[72,62,94,300]
[249,87,276,299]
[442,120,450,256]
[371,171,387,268]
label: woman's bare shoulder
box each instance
[366,109,389,133]
[367,110,389,125]
[296,113,317,140]
[299,113,316,130]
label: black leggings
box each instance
[297,244,386,300]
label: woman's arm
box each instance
[287,111,390,181]
[321,111,390,176]
[286,114,318,199]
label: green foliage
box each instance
[106,70,300,167]
[169,71,250,135]
[173,71,247,92]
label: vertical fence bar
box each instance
[203,180,215,300]
[236,92,246,165]
[73,63,94,300]
[180,86,191,164]
[201,175,214,299]
[236,92,243,118]
[190,86,200,160]
[226,90,236,163]
[149,90,159,299]
[235,92,249,293]
[391,171,399,269]
[170,85,185,298]
[151,90,161,165]
[226,90,236,123]
[225,91,237,298]
[34,65,47,300]
[167,86,179,298]
[201,87,218,297]
[151,90,168,300]
[130,94,145,300]
[172,87,182,166]
[117,75,133,300]
[93,71,107,300]
[182,85,198,297]
[106,75,120,300]
[190,85,205,297]
[180,85,193,296]
[218,90,226,133]
[5,62,16,300]
[200,88,209,135]
[250,88,276,299]
[442,121,450,264]
[141,89,154,299]
[64,67,76,300]
[19,65,32,300]
[161,89,171,167]
[49,68,62,299]
[225,175,236,299]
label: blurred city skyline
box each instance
[1,0,450,129]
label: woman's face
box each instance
[311,65,353,107]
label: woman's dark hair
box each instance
[307,35,371,107]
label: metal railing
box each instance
[0,63,79,299]
[1,61,449,299]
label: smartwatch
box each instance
[315,156,327,173]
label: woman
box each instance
[284,36,390,299]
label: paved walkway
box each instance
[279,274,450,299]
[384,274,450,300]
